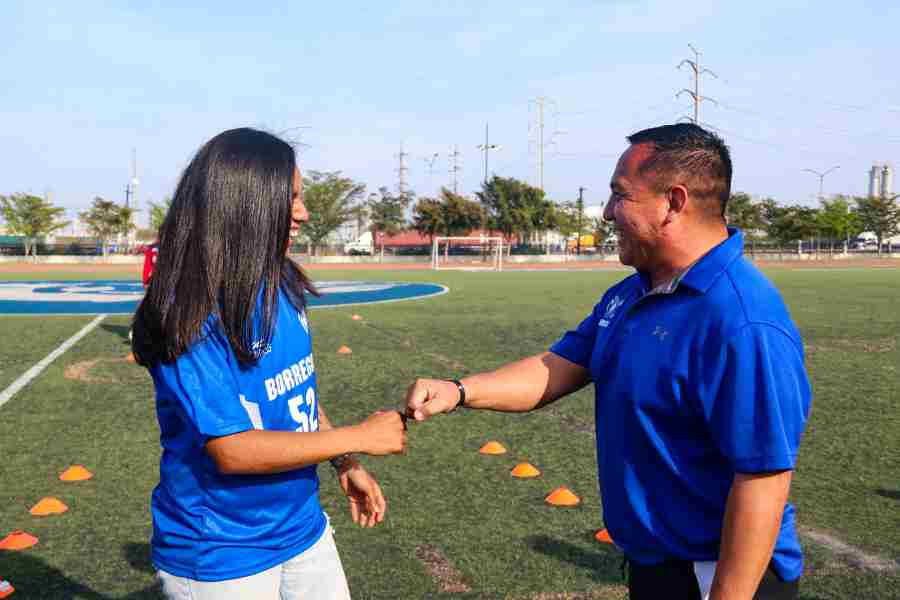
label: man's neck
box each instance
[649,224,729,289]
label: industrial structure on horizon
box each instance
[868,163,894,198]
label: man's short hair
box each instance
[627,123,732,219]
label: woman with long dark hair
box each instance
[133,128,405,599]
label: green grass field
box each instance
[1,266,898,599]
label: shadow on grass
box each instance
[123,542,155,575]
[101,323,132,343]
[874,488,900,501]
[525,533,624,584]
[0,550,161,599]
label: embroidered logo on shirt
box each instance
[251,339,273,356]
[652,326,669,341]
[598,295,624,328]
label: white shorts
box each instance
[156,524,351,600]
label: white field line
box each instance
[800,527,899,572]
[0,314,106,410]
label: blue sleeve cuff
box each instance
[732,453,797,474]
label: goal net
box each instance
[431,236,504,271]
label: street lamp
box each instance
[802,165,840,199]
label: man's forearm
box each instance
[710,470,793,600]
[461,352,590,412]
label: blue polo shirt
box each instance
[149,288,326,581]
[551,229,811,581]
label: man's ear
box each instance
[663,185,688,224]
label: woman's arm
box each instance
[205,410,405,475]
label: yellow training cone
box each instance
[337,345,352,355]
[29,497,68,516]
[595,528,614,544]
[479,441,507,455]
[545,486,580,506]
[511,463,541,478]
[351,314,363,321]
[0,579,14,599]
[0,531,38,551]
[60,465,93,481]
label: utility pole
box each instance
[477,123,500,184]
[677,44,718,124]
[803,165,840,200]
[396,145,409,201]
[477,124,500,248]
[537,97,545,190]
[448,145,462,194]
[576,187,585,255]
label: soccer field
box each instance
[1,266,898,599]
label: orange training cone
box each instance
[351,314,363,321]
[127,352,136,363]
[337,345,352,355]
[545,486,580,506]
[0,579,14,599]
[595,528,614,544]
[0,531,38,551]
[29,497,68,516]
[511,463,541,478]
[479,441,507,455]
[60,465,93,481]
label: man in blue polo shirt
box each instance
[405,123,811,600]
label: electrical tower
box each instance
[448,145,462,193]
[677,44,718,124]
[396,145,409,200]
[529,96,561,191]
[125,148,139,210]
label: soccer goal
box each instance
[431,236,504,271]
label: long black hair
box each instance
[132,128,316,367]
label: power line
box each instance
[677,44,718,124]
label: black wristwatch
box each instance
[449,379,466,411]
[330,453,354,472]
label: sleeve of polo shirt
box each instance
[549,302,601,369]
[157,330,252,438]
[701,323,811,473]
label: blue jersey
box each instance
[551,229,811,581]
[149,288,326,581]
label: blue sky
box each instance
[2,1,898,226]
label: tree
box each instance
[554,202,581,242]
[761,200,820,253]
[854,194,900,254]
[816,195,860,251]
[413,189,482,258]
[591,216,613,251]
[725,193,766,253]
[367,187,412,256]
[301,171,366,256]
[147,196,172,233]
[80,197,136,256]
[412,197,444,242]
[477,176,555,245]
[0,193,69,257]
